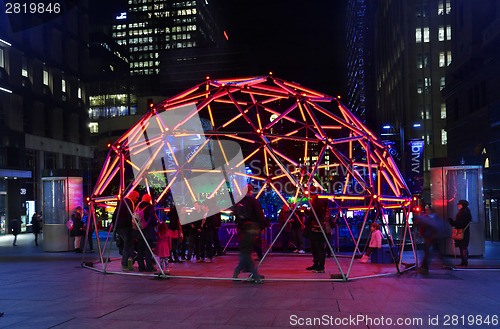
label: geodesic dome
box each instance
[84,76,417,281]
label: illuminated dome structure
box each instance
[84,76,418,281]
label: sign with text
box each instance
[405,140,424,194]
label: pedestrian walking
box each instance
[10,218,21,246]
[31,212,42,246]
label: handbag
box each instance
[66,218,74,231]
[452,223,470,240]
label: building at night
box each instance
[110,0,219,94]
[345,0,377,130]
[85,0,254,173]
[347,0,453,201]
[442,0,500,241]
[0,3,93,234]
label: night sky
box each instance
[89,0,347,96]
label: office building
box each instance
[0,2,93,234]
[350,0,453,201]
[442,0,500,241]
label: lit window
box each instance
[62,77,66,93]
[446,0,451,14]
[438,26,445,41]
[417,53,423,68]
[425,105,431,119]
[441,129,447,145]
[439,52,445,67]
[0,47,4,68]
[485,158,490,168]
[417,79,423,94]
[440,77,445,91]
[423,27,430,42]
[446,25,451,40]
[438,2,444,15]
[447,51,452,66]
[21,56,28,77]
[441,103,446,119]
[43,67,49,85]
[424,77,431,93]
[78,87,82,99]
[89,122,99,134]
[416,28,422,43]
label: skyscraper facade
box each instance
[0,3,93,233]
[345,0,377,129]
[442,0,500,241]
[372,0,452,200]
[111,0,217,78]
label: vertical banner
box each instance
[405,140,424,194]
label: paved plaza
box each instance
[1,234,500,329]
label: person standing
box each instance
[135,194,158,272]
[70,207,85,253]
[212,201,223,257]
[82,208,94,252]
[31,212,42,246]
[10,218,21,246]
[450,200,473,267]
[305,189,328,273]
[199,200,215,263]
[167,205,183,263]
[278,204,293,253]
[187,201,203,262]
[155,222,172,274]
[115,190,140,271]
[180,206,190,260]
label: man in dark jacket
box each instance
[233,221,263,283]
[187,201,203,262]
[31,212,42,246]
[199,200,216,263]
[135,194,158,272]
[10,218,21,246]
[450,200,473,267]
[234,184,266,260]
[115,190,140,271]
[415,206,452,272]
[278,204,293,252]
[306,190,328,273]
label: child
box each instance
[359,222,382,263]
[156,222,172,273]
[233,221,263,283]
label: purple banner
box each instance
[405,140,424,194]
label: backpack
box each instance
[233,200,251,225]
[132,207,148,230]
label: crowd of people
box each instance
[64,184,474,279]
[112,191,227,274]
[109,185,341,280]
